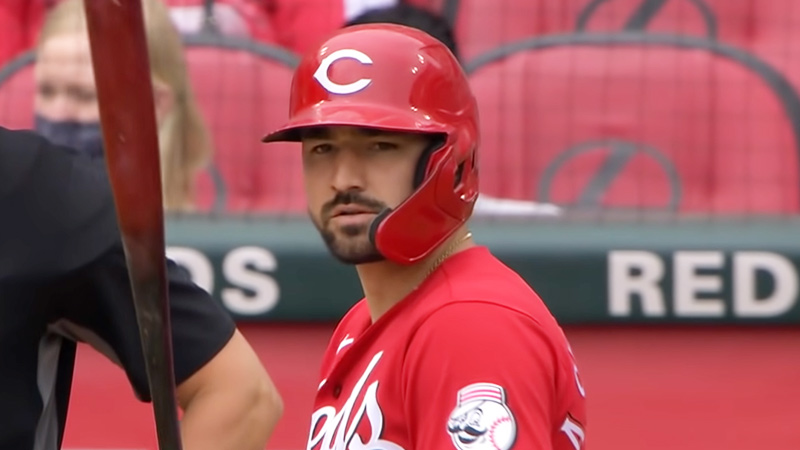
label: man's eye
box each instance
[311,143,333,154]
[373,142,398,151]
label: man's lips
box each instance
[330,205,379,218]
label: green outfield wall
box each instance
[164,216,800,324]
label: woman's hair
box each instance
[38,0,213,212]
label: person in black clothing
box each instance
[0,126,282,450]
[345,2,461,61]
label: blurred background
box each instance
[2,0,799,449]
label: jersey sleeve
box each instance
[60,245,236,401]
[401,301,559,450]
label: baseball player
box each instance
[262,24,587,450]
[0,126,282,450]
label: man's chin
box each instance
[326,234,384,265]
[330,250,385,265]
[316,222,384,264]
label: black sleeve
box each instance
[59,244,236,401]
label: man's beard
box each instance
[313,190,388,265]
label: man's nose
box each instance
[330,148,367,192]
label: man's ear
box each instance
[152,78,175,124]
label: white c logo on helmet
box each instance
[313,49,373,95]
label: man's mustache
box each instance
[321,191,388,222]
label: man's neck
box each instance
[356,227,474,323]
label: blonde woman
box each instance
[33,0,212,212]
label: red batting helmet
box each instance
[262,23,479,264]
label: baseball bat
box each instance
[83,0,183,449]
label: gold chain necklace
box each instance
[425,231,473,279]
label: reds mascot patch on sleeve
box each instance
[446,383,517,450]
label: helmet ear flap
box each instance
[454,160,465,188]
[368,207,393,249]
[463,147,480,202]
[462,147,479,187]
[413,134,447,188]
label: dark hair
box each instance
[345,3,460,62]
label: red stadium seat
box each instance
[0,52,36,130]
[746,1,800,107]
[0,0,43,69]
[562,0,800,133]
[572,0,797,49]
[409,0,800,70]
[408,0,573,61]
[467,34,800,215]
[573,0,747,43]
[183,34,306,214]
[165,0,278,44]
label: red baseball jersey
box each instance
[308,246,587,450]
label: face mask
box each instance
[34,115,105,159]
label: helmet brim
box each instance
[261,102,448,143]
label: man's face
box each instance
[301,126,430,264]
